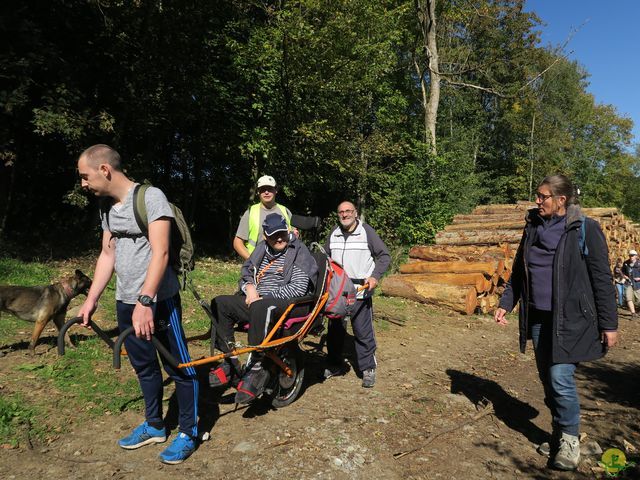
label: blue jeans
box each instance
[616,283,625,306]
[529,311,580,436]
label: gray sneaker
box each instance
[553,432,580,470]
[362,369,376,388]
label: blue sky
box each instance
[525,0,639,146]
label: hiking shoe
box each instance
[209,360,241,388]
[235,366,271,404]
[323,362,349,379]
[362,368,376,388]
[159,432,197,465]
[553,432,580,470]
[537,427,561,457]
[118,422,166,450]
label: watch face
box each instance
[138,295,154,306]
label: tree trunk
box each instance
[409,244,515,262]
[415,0,440,155]
[0,156,17,242]
[435,230,523,246]
[452,214,528,224]
[472,204,533,215]
[444,221,525,231]
[528,110,536,202]
[399,260,504,276]
[392,272,491,293]
[381,275,477,315]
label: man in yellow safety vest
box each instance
[232,175,291,260]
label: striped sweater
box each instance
[247,248,311,299]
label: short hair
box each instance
[538,174,579,206]
[337,200,357,212]
[80,144,122,171]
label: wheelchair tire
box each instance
[271,346,305,408]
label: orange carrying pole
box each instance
[176,292,330,370]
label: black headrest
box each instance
[291,214,321,231]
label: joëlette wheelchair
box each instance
[58,215,332,408]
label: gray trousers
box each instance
[326,297,377,372]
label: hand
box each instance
[365,277,378,290]
[132,303,155,340]
[246,295,262,306]
[77,299,98,328]
[601,331,618,348]
[494,308,508,325]
[244,284,261,305]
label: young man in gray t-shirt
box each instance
[77,144,198,465]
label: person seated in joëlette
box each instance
[209,213,318,404]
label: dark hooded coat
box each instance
[499,204,617,363]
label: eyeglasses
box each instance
[535,192,554,202]
[266,230,288,240]
[338,209,355,215]
[258,187,275,194]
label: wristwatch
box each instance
[137,294,155,307]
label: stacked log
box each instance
[382,202,640,315]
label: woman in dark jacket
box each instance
[495,175,618,471]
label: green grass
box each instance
[0,258,55,285]
[0,394,47,447]
[21,339,143,416]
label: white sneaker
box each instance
[553,432,580,470]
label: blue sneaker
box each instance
[118,422,167,450]
[159,432,197,464]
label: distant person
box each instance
[612,257,626,308]
[233,175,292,260]
[495,175,617,471]
[76,144,199,465]
[622,250,640,316]
[323,201,391,388]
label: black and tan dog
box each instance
[0,269,92,353]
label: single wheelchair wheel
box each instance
[270,345,305,408]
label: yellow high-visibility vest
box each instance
[246,203,291,253]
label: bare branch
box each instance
[442,78,508,97]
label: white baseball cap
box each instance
[630,249,638,256]
[257,175,277,188]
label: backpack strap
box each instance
[579,216,589,257]
[132,183,152,235]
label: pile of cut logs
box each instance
[381,202,637,315]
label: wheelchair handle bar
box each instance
[57,316,115,356]
[113,326,180,370]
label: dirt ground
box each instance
[1,298,639,480]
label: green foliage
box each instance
[369,145,488,246]
[1,0,639,255]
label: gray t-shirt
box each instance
[235,203,292,241]
[101,185,180,304]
